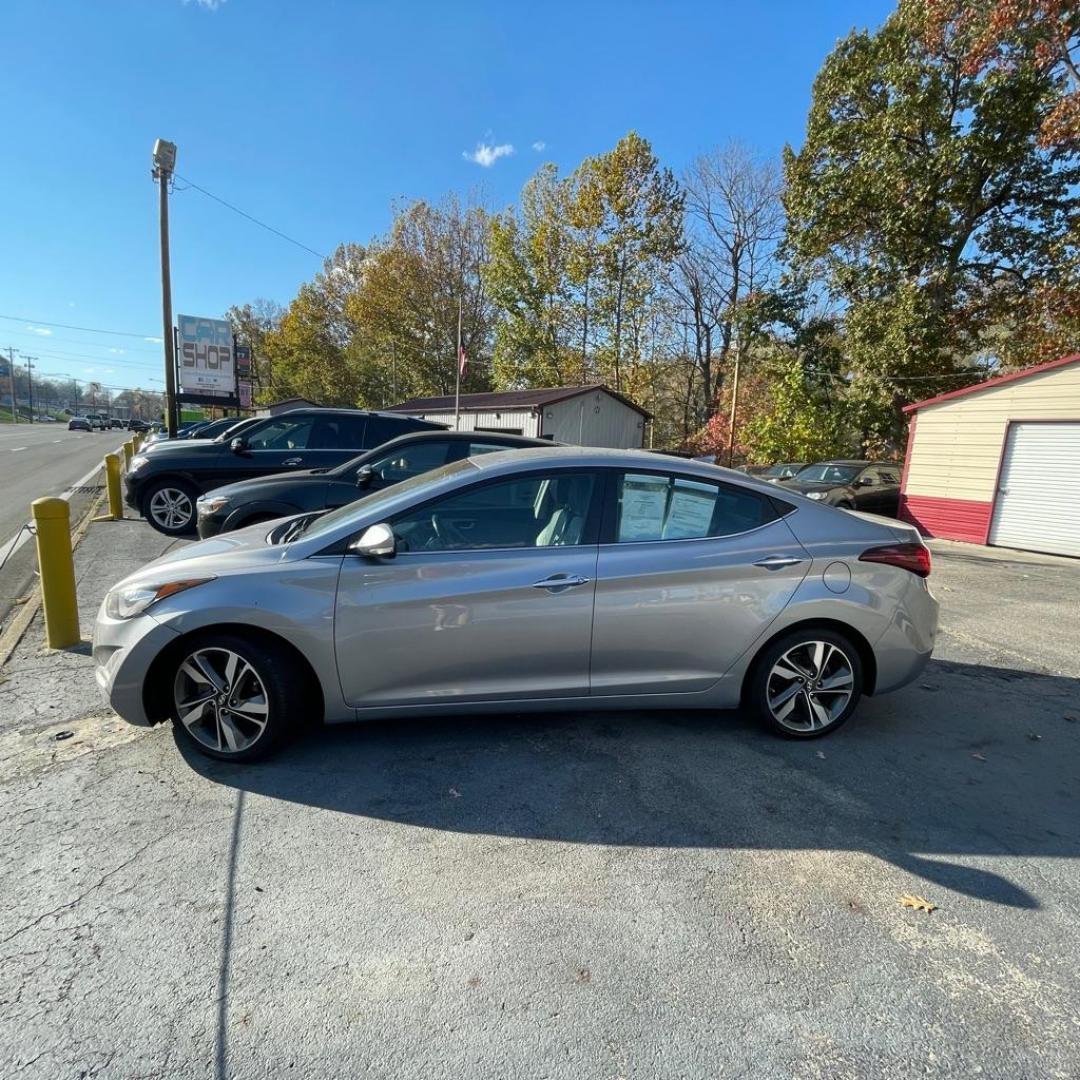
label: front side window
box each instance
[615,472,776,542]
[246,417,314,451]
[392,471,596,552]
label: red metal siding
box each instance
[900,494,992,543]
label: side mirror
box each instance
[857,476,874,487]
[349,522,396,559]
[355,464,374,489]
[230,437,249,455]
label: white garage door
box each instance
[988,422,1080,557]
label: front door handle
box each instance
[754,555,804,571]
[283,457,303,466]
[532,573,590,591]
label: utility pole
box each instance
[23,356,37,423]
[6,347,16,424]
[453,296,462,432]
[726,336,741,468]
[152,139,179,438]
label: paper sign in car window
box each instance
[663,480,717,539]
[618,474,669,541]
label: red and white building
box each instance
[899,354,1080,558]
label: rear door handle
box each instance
[532,573,590,591]
[754,555,804,571]
[283,457,303,466]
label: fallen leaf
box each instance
[971,752,986,762]
[1065,714,1078,723]
[900,894,937,914]
[1026,732,1042,742]
[448,787,461,798]
[816,750,826,759]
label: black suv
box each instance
[124,407,443,535]
[195,430,550,538]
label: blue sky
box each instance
[0,0,894,392]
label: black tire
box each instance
[141,477,199,536]
[168,632,305,763]
[748,628,863,739]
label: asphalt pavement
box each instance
[0,421,123,627]
[0,524,1078,1079]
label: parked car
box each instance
[196,430,552,539]
[127,419,150,432]
[110,418,126,429]
[95,446,938,763]
[778,460,902,515]
[762,462,807,482]
[124,407,444,536]
[85,414,108,431]
[735,464,771,476]
[68,417,91,432]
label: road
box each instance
[1,525,1079,1078]
[0,422,124,627]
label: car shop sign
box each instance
[177,315,234,395]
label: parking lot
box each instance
[0,516,1077,1079]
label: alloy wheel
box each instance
[148,487,193,531]
[765,640,855,733]
[173,647,270,753]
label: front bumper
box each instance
[93,603,181,726]
[196,507,227,540]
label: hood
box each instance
[142,436,226,457]
[118,520,297,589]
[778,477,844,494]
[204,468,329,500]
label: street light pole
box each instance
[6,347,16,424]
[23,355,37,423]
[152,139,179,438]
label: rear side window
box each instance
[615,472,777,542]
[367,415,439,444]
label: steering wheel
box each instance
[429,513,470,548]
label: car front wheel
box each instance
[169,633,303,762]
[142,478,199,535]
[749,629,863,738]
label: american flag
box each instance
[458,343,467,377]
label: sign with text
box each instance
[235,344,251,377]
[239,380,252,409]
[177,315,234,395]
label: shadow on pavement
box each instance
[177,658,1080,913]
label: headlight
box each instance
[806,491,828,501]
[129,454,150,472]
[198,495,230,515]
[104,577,214,619]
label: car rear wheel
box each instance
[143,478,199,535]
[169,633,303,762]
[749,629,863,738]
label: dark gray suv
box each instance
[124,407,443,535]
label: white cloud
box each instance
[183,0,226,9]
[463,142,514,167]
[26,325,53,336]
[108,347,126,355]
[532,141,546,152]
[144,336,163,344]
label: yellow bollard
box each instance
[105,453,123,519]
[32,497,80,649]
[123,440,134,469]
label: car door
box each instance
[231,414,320,480]
[850,467,881,512]
[872,464,901,515]
[334,468,602,707]
[590,470,810,696]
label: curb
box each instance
[0,484,108,670]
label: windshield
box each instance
[296,457,477,544]
[796,464,860,484]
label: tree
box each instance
[226,299,283,404]
[679,144,785,426]
[785,0,1080,447]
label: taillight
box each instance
[858,542,931,577]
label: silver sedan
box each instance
[93,447,938,762]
